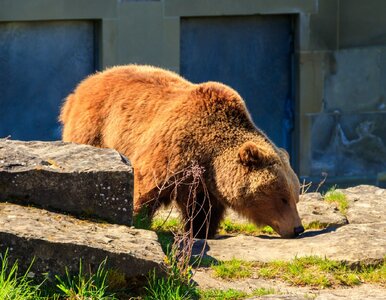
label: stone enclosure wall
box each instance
[1,0,386,187]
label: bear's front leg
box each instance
[179,193,225,239]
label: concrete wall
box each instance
[297,0,386,187]
[1,0,385,186]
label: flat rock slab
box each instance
[298,192,348,228]
[194,269,386,300]
[0,139,133,225]
[0,203,164,280]
[193,222,386,265]
[342,185,386,224]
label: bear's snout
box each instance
[294,225,305,236]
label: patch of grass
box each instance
[261,225,275,235]
[257,256,385,288]
[151,217,183,253]
[152,217,183,232]
[360,261,386,285]
[191,256,217,268]
[303,221,328,231]
[210,256,385,288]
[251,287,276,296]
[55,258,117,299]
[219,219,275,236]
[199,287,275,299]
[144,269,197,300]
[324,186,349,215]
[0,251,120,299]
[199,288,247,299]
[212,258,253,279]
[144,250,199,300]
[0,251,41,300]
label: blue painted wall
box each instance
[180,15,293,153]
[0,21,96,141]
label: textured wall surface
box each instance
[306,47,386,177]
[180,15,293,153]
[0,21,96,141]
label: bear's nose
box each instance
[294,226,305,236]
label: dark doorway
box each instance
[181,15,294,155]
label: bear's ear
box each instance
[278,148,290,160]
[238,141,273,167]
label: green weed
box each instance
[212,258,253,279]
[55,258,117,299]
[0,250,41,300]
[251,287,276,296]
[219,219,275,236]
[257,256,385,288]
[152,217,183,232]
[324,186,349,215]
[199,287,275,299]
[199,288,247,299]
[144,250,198,300]
[303,221,328,230]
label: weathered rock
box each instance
[0,139,133,225]
[0,202,164,280]
[298,192,348,228]
[194,269,386,300]
[193,222,386,265]
[341,185,386,224]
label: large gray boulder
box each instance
[192,185,386,266]
[0,202,164,280]
[298,192,348,228]
[0,139,133,225]
[193,222,386,265]
[341,185,386,224]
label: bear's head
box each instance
[212,140,303,238]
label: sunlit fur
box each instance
[60,65,302,238]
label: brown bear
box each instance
[60,65,304,238]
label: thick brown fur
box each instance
[60,65,302,238]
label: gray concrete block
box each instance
[0,139,133,225]
[0,202,163,280]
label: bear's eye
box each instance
[281,198,288,205]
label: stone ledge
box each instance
[0,202,164,280]
[0,139,133,225]
[193,222,386,266]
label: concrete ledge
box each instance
[0,203,164,280]
[0,139,133,225]
[164,0,318,17]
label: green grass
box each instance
[257,256,385,288]
[145,249,199,300]
[252,287,276,296]
[152,217,183,232]
[55,258,117,299]
[199,287,275,299]
[324,186,349,215]
[303,221,329,231]
[0,250,42,300]
[219,219,275,236]
[151,217,183,253]
[199,288,247,299]
[211,258,253,279]
[0,251,120,299]
[210,256,385,288]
